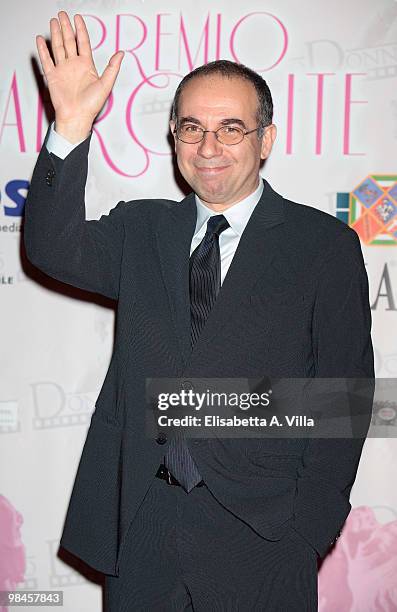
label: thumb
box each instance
[100,50,124,93]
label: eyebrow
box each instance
[178,116,248,129]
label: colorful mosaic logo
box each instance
[336,175,397,245]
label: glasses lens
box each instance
[177,125,203,143]
[217,126,244,144]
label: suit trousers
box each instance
[104,475,318,612]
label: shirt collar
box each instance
[193,177,264,238]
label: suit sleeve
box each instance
[46,120,88,159]
[291,226,375,559]
[23,126,129,300]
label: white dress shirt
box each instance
[192,182,263,285]
[45,121,264,285]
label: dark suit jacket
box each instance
[23,126,374,576]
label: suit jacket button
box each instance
[46,169,56,186]
[156,432,167,445]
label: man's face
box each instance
[170,75,276,209]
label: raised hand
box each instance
[36,11,124,142]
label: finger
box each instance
[58,11,77,58]
[50,17,66,64]
[99,51,124,93]
[74,14,95,65]
[36,35,55,75]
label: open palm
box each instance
[36,11,124,127]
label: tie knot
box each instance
[206,214,230,237]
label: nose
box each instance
[196,131,223,158]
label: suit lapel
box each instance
[155,192,196,368]
[155,179,286,370]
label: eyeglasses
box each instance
[173,123,263,145]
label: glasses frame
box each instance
[173,124,264,145]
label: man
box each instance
[25,11,374,611]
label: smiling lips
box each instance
[195,165,230,174]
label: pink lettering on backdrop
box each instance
[36,92,45,153]
[286,74,294,155]
[116,14,148,81]
[0,495,26,612]
[215,14,222,61]
[343,73,367,155]
[0,11,369,171]
[81,14,107,51]
[307,73,335,155]
[178,13,210,71]
[230,12,288,71]
[126,72,182,159]
[35,87,53,152]
[0,73,26,152]
[94,92,149,177]
[155,14,172,71]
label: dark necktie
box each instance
[164,214,230,492]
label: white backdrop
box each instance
[1,1,397,610]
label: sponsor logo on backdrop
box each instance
[1,387,97,434]
[290,40,397,81]
[31,383,96,430]
[337,175,397,245]
[289,3,397,80]
[0,402,20,434]
[0,181,27,220]
[336,177,397,315]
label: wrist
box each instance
[54,118,93,144]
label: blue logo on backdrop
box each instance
[0,180,29,217]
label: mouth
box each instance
[195,165,230,175]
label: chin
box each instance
[195,179,229,201]
[197,188,227,205]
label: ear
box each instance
[169,120,177,151]
[260,124,277,160]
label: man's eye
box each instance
[183,124,201,132]
[222,126,240,134]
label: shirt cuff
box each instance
[45,121,90,159]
